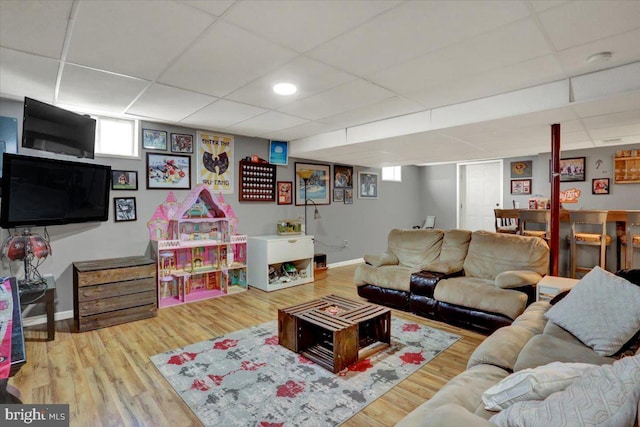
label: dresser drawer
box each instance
[76,264,155,287]
[78,277,156,301]
[267,237,314,264]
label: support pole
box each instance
[550,124,561,276]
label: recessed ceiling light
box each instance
[273,83,297,95]
[586,51,612,64]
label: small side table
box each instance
[20,275,56,341]
[537,275,579,302]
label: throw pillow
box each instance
[482,361,595,411]
[490,355,640,427]
[545,266,640,356]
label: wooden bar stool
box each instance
[567,210,611,278]
[621,211,640,269]
[494,209,519,234]
[518,209,550,241]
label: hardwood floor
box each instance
[11,264,486,427]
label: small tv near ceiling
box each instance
[22,97,96,159]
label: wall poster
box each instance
[196,131,234,193]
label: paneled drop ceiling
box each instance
[1,0,640,167]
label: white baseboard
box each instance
[22,310,74,327]
[328,258,364,268]
[21,261,365,325]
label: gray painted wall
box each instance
[0,97,423,316]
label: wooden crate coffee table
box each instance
[278,294,391,373]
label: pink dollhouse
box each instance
[148,185,247,308]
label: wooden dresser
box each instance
[73,256,157,332]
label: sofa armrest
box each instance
[396,403,497,427]
[495,270,543,289]
[364,251,398,267]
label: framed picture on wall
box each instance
[111,170,138,190]
[511,179,531,195]
[146,153,191,189]
[592,178,610,195]
[358,171,378,199]
[295,162,331,205]
[333,165,353,188]
[171,133,193,153]
[559,157,586,182]
[142,129,167,150]
[333,188,344,202]
[277,181,293,205]
[114,197,137,222]
[344,188,353,204]
[269,140,288,165]
[510,160,532,178]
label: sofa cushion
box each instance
[514,334,614,372]
[463,231,549,280]
[363,251,398,267]
[490,355,640,427]
[434,277,528,320]
[482,361,596,411]
[545,266,640,356]
[424,229,471,274]
[397,403,495,427]
[467,325,537,371]
[387,228,443,269]
[511,301,550,334]
[353,264,417,291]
[395,364,509,426]
[495,270,543,289]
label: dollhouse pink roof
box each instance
[172,184,226,220]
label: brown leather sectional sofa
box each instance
[354,228,549,333]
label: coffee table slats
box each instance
[342,305,389,323]
[298,310,353,330]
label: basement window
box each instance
[382,166,402,182]
[95,116,139,158]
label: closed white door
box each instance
[458,160,503,231]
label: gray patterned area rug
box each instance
[150,317,460,427]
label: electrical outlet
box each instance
[343,240,349,247]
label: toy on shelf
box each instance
[148,184,248,308]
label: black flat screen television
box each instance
[0,153,111,228]
[22,97,96,159]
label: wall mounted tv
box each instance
[22,97,96,159]
[0,153,111,228]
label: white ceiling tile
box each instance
[224,57,354,109]
[321,96,424,128]
[183,0,235,17]
[571,91,640,119]
[265,122,337,142]
[529,1,569,13]
[159,21,297,97]
[58,64,149,114]
[127,84,216,121]
[371,19,552,96]
[538,0,640,50]
[180,99,266,129]
[405,55,566,109]
[278,80,395,120]
[308,0,530,76]
[0,0,72,58]
[0,48,59,103]
[587,123,640,141]
[554,29,640,78]
[229,111,309,134]
[222,0,400,53]
[67,1,214,80]
[582,109,640,129]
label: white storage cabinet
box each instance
[248,235,314,291]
